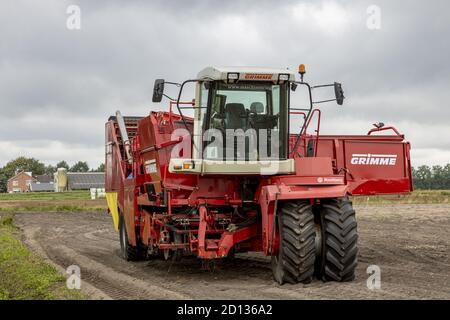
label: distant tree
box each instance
[96,163,105,172]
[444,164,450,187]
[44,164,56,176]
[412,164,450,189]
[413,165,432,189]
[1,157,45,179]
[432,165,444,189]
[0,168,7,193]
[70,161,89,172]
[56,161,69,170]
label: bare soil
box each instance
[14,204,450,300]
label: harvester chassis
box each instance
[105,66,411,284]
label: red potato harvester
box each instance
[105,65,412,284]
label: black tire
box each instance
[119,214,142,261]
[316,197,358,282]
[271,200,316,284]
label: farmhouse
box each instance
[7,171,35,193]
[7,172,55,193]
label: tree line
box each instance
[0,157,449,193]
[0,157,105,193]
[412,164,450,190]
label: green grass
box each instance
[0,214,87,300]
[0,190,90,201]
[0,205,105,213]
[0,189,448,212]
[352,189,450,205]
[0,191,106,213]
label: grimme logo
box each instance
[351,154,397,166]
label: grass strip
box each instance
[0,214,87,300]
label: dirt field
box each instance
[13,204,450,300]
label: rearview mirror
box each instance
[152,79,165,103]
[334,82,345,105]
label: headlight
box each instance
[278,73,290,81]
[227,73,239,81]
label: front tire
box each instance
[271,201,316,284]
[315,197,358,282]
[119,214,142,261]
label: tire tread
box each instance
[318,197,358,282]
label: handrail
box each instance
[304,109,321,156]
[169,100,195,126]
[289,111,306,157]
[139,136,185,154]
[367,126,403,137]
[290,108,321,157]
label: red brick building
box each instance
[6,171,36,193]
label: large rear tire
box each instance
[315,197,358,282]
[119,214,142,261]
[271,201,316,284]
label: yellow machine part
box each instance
[106,192,119,232]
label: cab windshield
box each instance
[202,81,288,160]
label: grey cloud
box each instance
[0,0,449,167]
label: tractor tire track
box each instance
[14,204,450,300]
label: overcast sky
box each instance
[1,0,449,168]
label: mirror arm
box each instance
[164,81,182,87]
[175,79,204,136]
[311,82,345,105]
[313,98,338,104]
[163,93,176,101]
[311,83,334,89]
[159,81,181,101]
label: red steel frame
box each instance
[105,105,412,259]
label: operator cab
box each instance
[179,67,295,175]
[151,65,344,175]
